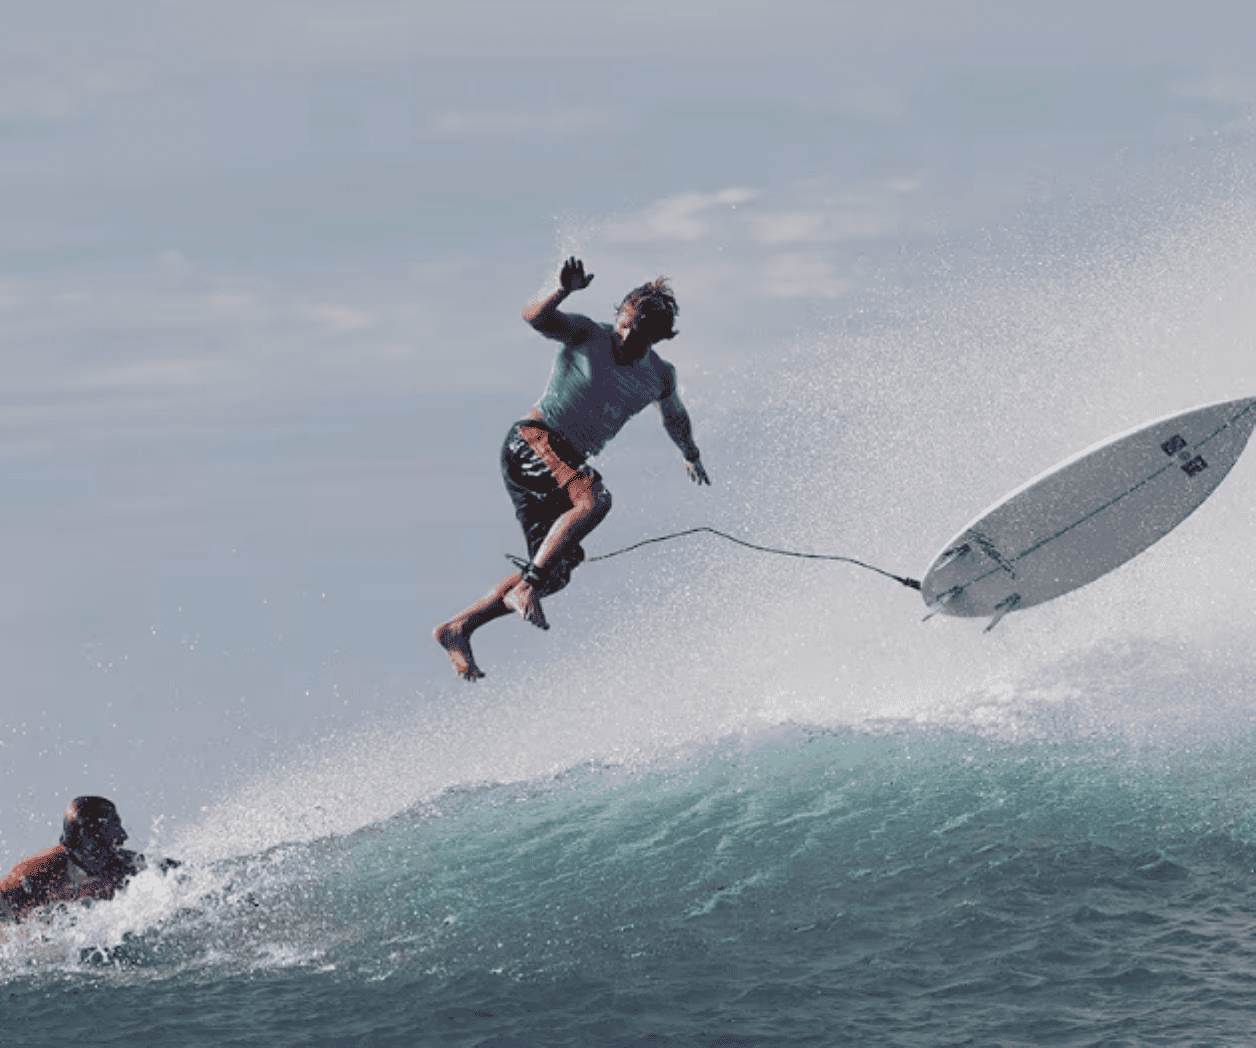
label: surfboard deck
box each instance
[920,396,1256,629]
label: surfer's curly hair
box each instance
[618,276,678,342]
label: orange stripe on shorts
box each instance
[518,424,580,489]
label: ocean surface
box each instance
[4,638,1256,1047]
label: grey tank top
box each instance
[535,319,676,458]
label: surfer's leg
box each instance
[434,571,524,680]
[437,420,588,677]
[531,470,611,574]
[504,470,610,627]
[496,422,608,629]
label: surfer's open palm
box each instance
[561,256,594,292]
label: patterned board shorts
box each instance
[500,421,604,597]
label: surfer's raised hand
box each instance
[560,256,594,293]
[685,457,711,486]
[524,259,592,329]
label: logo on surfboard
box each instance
[1161,433,1208,476]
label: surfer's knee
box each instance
[568,473,611,517]
[581,482,612,528]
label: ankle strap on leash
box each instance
[504,554,547,587]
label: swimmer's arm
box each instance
[658,392,710,485]
[129,852,182,874]
[0,857,48,920]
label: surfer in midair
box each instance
[435,257,710,680]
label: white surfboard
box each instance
[921,396,1256,631]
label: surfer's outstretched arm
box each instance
[523,257,596,339]
[658,392,710,485]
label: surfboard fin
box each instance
[984,593,1021,633]
[922,586,963,622]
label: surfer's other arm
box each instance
[658,391,710,485]
[523,256,597,340]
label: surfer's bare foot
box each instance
[504,581,549,630]
[434,622,485,680]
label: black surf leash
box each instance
[586,526,921,590]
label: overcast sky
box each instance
[2,1,1256,865]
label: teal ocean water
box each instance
[5,640,1256,1046]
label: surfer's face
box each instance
[614,305,650,360]
[68,809,128,875]
[614,304,637,342]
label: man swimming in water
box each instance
[435,257,710,680]
[0,796,179,923]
